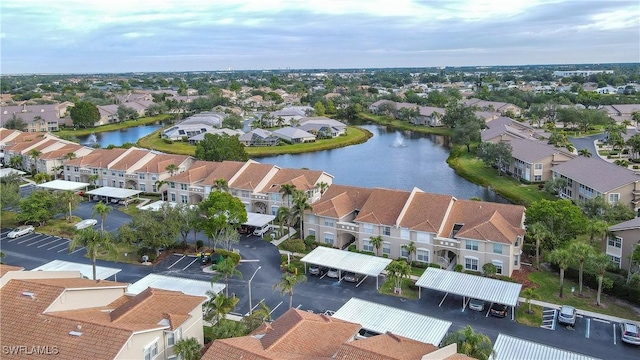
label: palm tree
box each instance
[242,301,272,332]
[9,155,22,170]
[441,325,494,360]
[33,173,50,184]
[273,273,307,309]
[314,182,329,195]
[212,178,229,192]
[165,163,179,176]
[369,235,383,256]
[68,228,116,280]
[28,149,41,174]
[204,291,239,327]
[59,190,80,222]
[92,202,113,232]
[588,252,611,306]
[154,180,168,201]
[402,241,417,263]
[279,184,296,207]
[578,148,592,157]
[569,242,594,295]
[64,152,77,161]
[291,190,312,238]
[385,260,411,294]
[586,219,609,245]
[173,338,202,360]
[547,248,572,298]
[632,110,640,127]
[521,287,541,314]
[88,174,99,187]
[527,222,550,269]
[276,206,292,236]
[213,257,242,297]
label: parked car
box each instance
[557,305,577,326]
[489,303,508,318]
[326,268,340,279]
[74,219,98,230]
[469,298,485,312]
[621,322,640,345]
[343,272,364,283]
[309,265,328,276]
[7,225,35,239]
[253,224,273,237]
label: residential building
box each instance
[0,102,74,132]
[369,100,446,126]
[298,116,347,137]
[1,277,206,360]
[481,116,549,143]
[188,128,244,145]
[600,104,640,124]
[162,112,226,139]
[464,98,522,117]
[305,185,526,276]
[239,129,280,147]
[507,138,574,182]
[551,156,640,211]
[607,217,640,269]
[272,126,316,143]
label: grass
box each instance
[516,304,543,327]
[137,126,372,157]
[0,211,19,229]
[379,277,419,300]
[528,271,640,321]
[54,115,172,138]
[38,216,83,238]
[410,266,427,277]
[357,112,453,136]
[93,242,140,264]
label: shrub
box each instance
[428,263,442,269]
[315,242,334,248]
[382,254,389,258]
[464,270,482,276]
[137,247,157,262]
[634,165,639,170]
[411,261,429,269]
[304,235,316,249]
[348,245,356,252]
[163,138,173,144]
[361,251,375,256]
[280,238,306,254]
[454,264,463,272]
[216,249,241,265]
[196,240,204,251]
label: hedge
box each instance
[559,266,640,305]
[215,249,241,265]
[279,238,306,254]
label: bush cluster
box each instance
[279,238,306,254]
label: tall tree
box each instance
[173,338,202,360]
[527,221,551,269]
[27,149,41,174]
[165,163,179,176]
[17,189,58,226]
[70,101,100,128]
[68,228,116,280]
[213,257,242,297]
[588,252,612,306]
[585,219,609,245]
[204,291,239,327]
[441,325,494,360]
[402,241,417,263]
[452,117,484,152]
[525,200,587,250]
[199,190,248,249]
[476,141,513,176]
[369,235,383,256]
[212,178,229,192]
[521,287,540,314]
[291,190,312,238]
[385,260,411,294]
[279,184,297,208]
[92,202,113,232]
[58,190,80,222]
[568,242,594,295]
[154,180,168,201]
[195,133,248,162]
[5,114,27,131]
[547,248,572,298]
[273,273,307,309]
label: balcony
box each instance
[336,222,357,233]
[189,186,204,193]
[126,174,137,179]
[251,193,268,200]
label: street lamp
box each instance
[248,266,262,315]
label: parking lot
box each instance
[1,229,82,255]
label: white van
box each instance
[253,224,273,237]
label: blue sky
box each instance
[1,0,638,74]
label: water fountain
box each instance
[84,133,98,145]
[391,132,407,148]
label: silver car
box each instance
[469,298,485,312]
[326,268,340,279]
[558,305,577,326]
[621,322,640,345]
[7,225,35,238]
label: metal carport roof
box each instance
[126,274,224,298]
[332,298,452,346]
[31,260,121,280]
[490,334,601,360]
[244,212,276,227]
[36,179,89,191]
[86,186,142,199]
[300,246,392,289]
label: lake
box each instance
[76,124,164,147]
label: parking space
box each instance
[541,307,556,330]
[1,229,84,256]
[156,253,207,273]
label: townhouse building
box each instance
[506,138,574,182]
[305,185,525,276]
[606,217,640,270]
[551,156,640,211]
[464,98,522,117]
[1,102,74,132]
[369,100,446,126]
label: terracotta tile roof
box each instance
[169,160,218,184]
[310,184,374,219]
[200,161,246,185]
[38,143,85,160]
[440,200,525,244]
[26,138,60,152]
[230,162,277,191]
[0,128,21,140]
[4,134,49,152]
[109,148,150,171]
[136,153,192,174]
[203,308,361,360]
[354,188,411,225]
[21,277,128,289]
[0,264,24,277]
[65,148,127,167]
[265,168,326,193]
[398,190,454,233]
[334,332,438,360]
[443,354,477,360]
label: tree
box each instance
[627,245,640,285]
[476,142,513,176]
[199,190,248,250]
[154,180,168,201]
[315,181,329,195]
[452,117,484,152]
[588,252,612,306]
[521,287,540,314]
[218,224,241,251]
[165,163,179,176]
[69,228,116,280]
[369,235,383,256]
[0,175,21,210]
[626,134,640,160]
[568,242,594,295]
[242,301,272,332]
[585,219,609,245]
[70,101,100,128]
[547,248,572,298]
[579,195,607,219]
[385,260,411,294]
[195,133,248,162]
[173,338,202,360]
[58,190,80,222]
[176,204,201,248]
[17,190,58,226]
[441,325,494,360]
[88,174,99,187]
[527,222,551,269]
[291,190,312,238]
[632,111,640,127]
[525,200,587,250]
[276,206,292,235]
[128,206,180,255]
[213,178,229,192]
[482,262,497,277]
[33,173,50,184]
[28,149,41,174]
[578,148,592,157]
[279,184,297,208]
[214,257,242,297]
[9,155,23,170]
[92,202,113,232]
[223,113,244,129]
[402,241,417,263]
[204,291,239,327]
[273,273,307,309]
[5,114,27,131]
[313,101,326,116]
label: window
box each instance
[534,175,542,182]
[170,182,176,189]
[513,254,519,266]
[166,331,175,347]
[382,242,391,255]
[307,215,316,224]
[491,260,503,275]
[608,193,620,203]
[452,224,464,237]
[416,232,430,244]
[181,195,188,204]
[465,257,478,271]
[271,206,278,215]
[534,163,543,170]
[102,170,107,175]
[74,176,80,182]
[363,239,373,252]
[308,229,316,238]
[139,173,145,179]
[382,226,391,236]
[493,243,502,254]
[608,255,621,268]
[515,236,521,247]
[400,228,410,240]
[400,245,408,258]
[118,171,124,177]
[608,236,622,248]
[180,184,188,190]
[73,166,79,172]
[324,233,334,246]
[324,218,335,227]
[140,184,146,192]
[151,175,157,181]
[119,181,124,188]
[144,340,158,360]
[92,168,98,174]
[269,193,279,201]
[363,224,373,234]
[170,193,176,202]
[416,249,429,263]
[465,240,478,251]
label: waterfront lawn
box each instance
[357,112,453,136]
[55,115,171,138]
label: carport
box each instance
[86,186,142,204]
[126,274,224,298]
[36,179,89,191]
[415,267,522,320]
[332,297,452,345]
[244,212,276,228]
[490,334,601,360]
[300,246,392,289]
[31,260,121,281]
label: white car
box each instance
[74,219,98,230]
[7,225,35,238]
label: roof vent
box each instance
[69,325,83,336]
[22,291,35,299]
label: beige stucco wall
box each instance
[0,270,82,289]
[606,228,640,270]
[46,287,128,312]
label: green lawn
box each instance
[410,266,427,277]
[93,242,140,264]
[54,115,172,138]
[357,112,453,136]
[528,271,640,321]
[379,277,419,300]
[516,304,543,327]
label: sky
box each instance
[1,0,639,74]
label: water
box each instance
[77,124,164,147]
[255,124,506,202]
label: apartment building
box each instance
[607,217,640,269]
[507,138,574,182]
[0,102,74,132]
